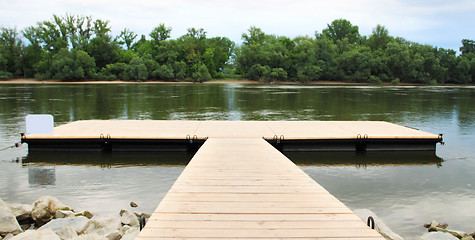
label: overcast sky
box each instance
[0,0,473,51]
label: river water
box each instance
[0,84,474,239]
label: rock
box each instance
[74,210,93,219]
[3,233,13,240]
[130,202,138,208]
[105,231,122,240]
[428,221,440,231]
[438,223,448,229]
[120,226,139,240]
[354,209,403,240]
[120,225,130,235]
[19,224,31,231]
[31,196,72,226]
[421,232,459,240]
[9,229,60,240]
[82,217,121,236]
[56,225,78,240]
[120,210,139,227]
[68,233,108,240]
[470,232,475,238]
[39,216,89,234]
[54,210,75,218]
[134,211,151,219]
[446,230,469,239]
[461,236,475,240]
[0,203,23,235]
[8,204,32,222]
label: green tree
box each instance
[460,39,475,55]
[127,56,148,80]
[150,24,172,43]
[173,61,187,80]
[192,63,211,82]
[50,48,96,81]
[116,28,137,50]
[154,65,174,80]
[322,19,360,44]
[87,19,119,69]
[0,27,23,77]
[242,26,266,46]
[367,25,391,50]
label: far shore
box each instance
[0,78,472,86]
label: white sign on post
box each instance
[26,114,54,135]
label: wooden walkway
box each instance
[23,120,441,239]
[136,138,384,239]
[26,120,438,140]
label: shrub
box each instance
[192,64,211,82]
[391,78,400,85]
[156,65,174,80]
[368,75,382,85]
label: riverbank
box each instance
[0,197,145,240]
[3,78,470,86]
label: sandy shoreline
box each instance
[0,78,355,85]
[1,78,471,86]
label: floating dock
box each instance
[21,120,442,239]
[22,120,442,152]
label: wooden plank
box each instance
[162,193,338,202]
[137,238,383,240]
[137,138,384,239]
[26,120,440,140]
[144,220,369,229]
[156,201,348,209]
[147,213,361,221]
[138,228,382,238]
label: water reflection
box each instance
[28,166,55,185]
[23,152,194,167]
[285,151,443,167]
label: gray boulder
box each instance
[56,225,78,240]
[81,217,121,236]
[31,196,72,226]
[9,229,60,240]
[39,216,89,234]
[9,204,32,222]
[69,233,108,240]
[421,232,459,240]
[54,210,75,219]
[0,201,22,236]
[120,226,139,240]
[2,233,14,240]
[120,210,139,227]
[74,210,94,219]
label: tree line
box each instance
[0,15,474,84]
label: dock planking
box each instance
[25,120,438,140]
[21,120,441,239]
[136,138,384,239]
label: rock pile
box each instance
[424,221,475,240]
[0,197,148,240]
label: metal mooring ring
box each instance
[367,216,375,229]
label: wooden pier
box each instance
[22,120,442,239]
[136,137,384,239]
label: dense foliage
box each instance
[0,15,473,84]
[236,20,475,84]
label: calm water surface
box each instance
[0,84,474,239]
